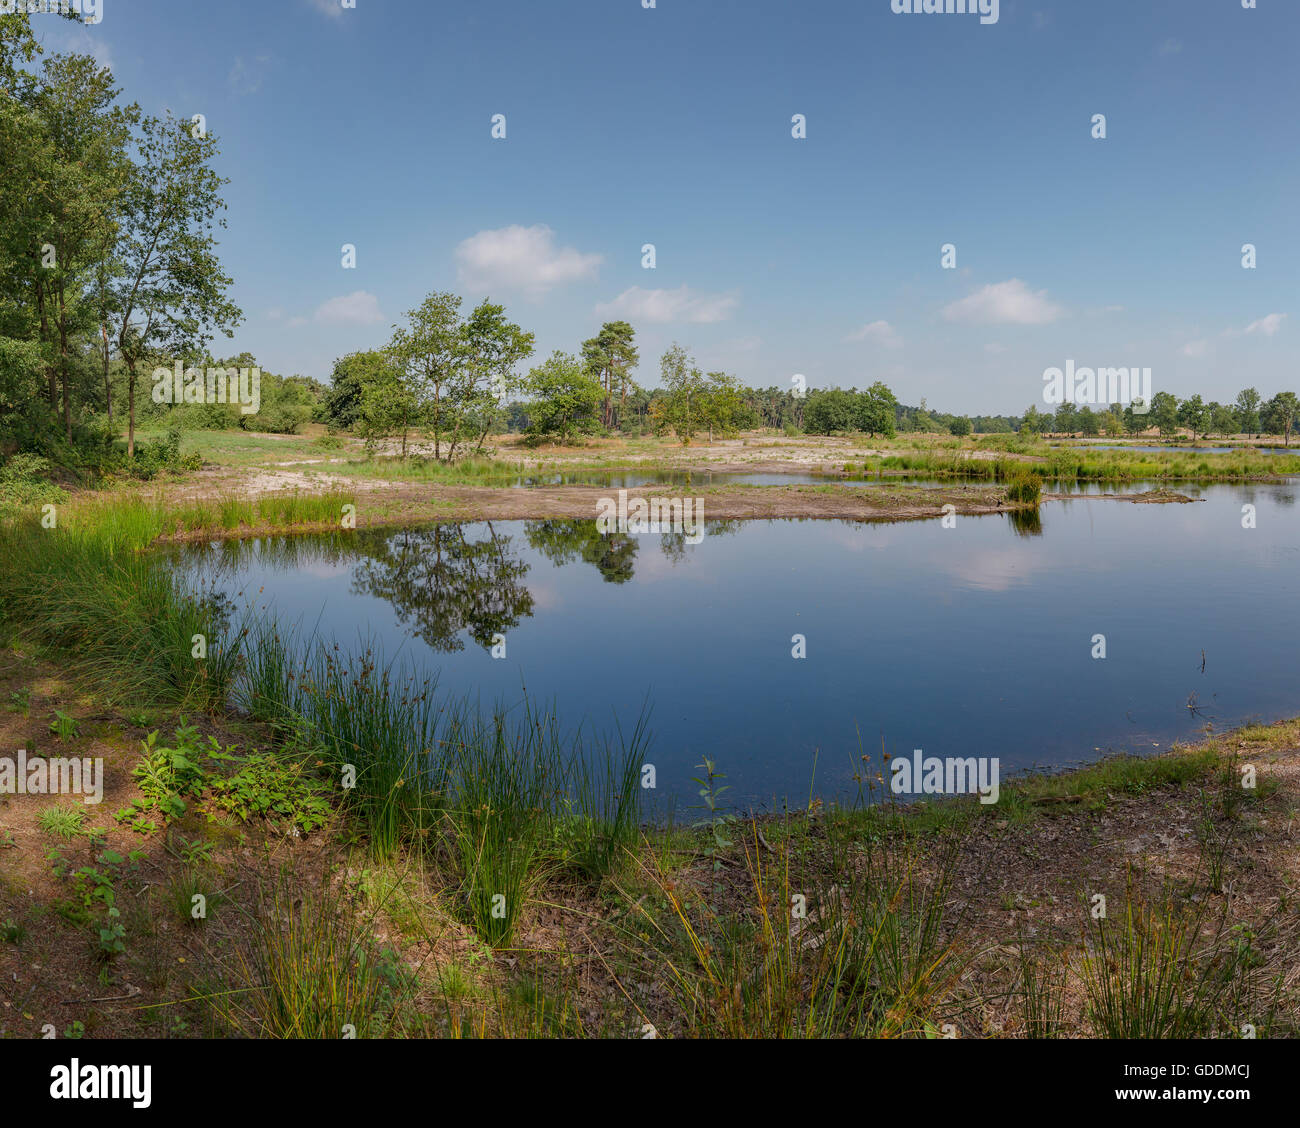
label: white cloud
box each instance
[1243,313,1287,337]
[845,319,902,348]
[305,0,345,18]
[36,23,113,72]
[942,279,1063,326]
[1181,339,1208,358]
[595,285,738,324]
[229,52,272,95]
[455,225,602,297]
[312,291,386,326]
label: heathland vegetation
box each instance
[2,15,1298,1041]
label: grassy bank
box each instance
[0,473,1296,1040]
[861,446,1300,483]
[2,620,1296,1038]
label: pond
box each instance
[169,481,1300,811]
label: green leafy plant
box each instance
[48,847,144,958]
[692,757,736,871]
[117,723,334,837]
[49,710,81,742]
[207,749,333,835]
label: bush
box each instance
[0,453,68,507]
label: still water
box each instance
[170,482,1299,809]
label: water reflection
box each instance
[173,519,747,654]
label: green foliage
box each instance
[0,453,67,507]
[38,804,88,840]
[48,845,144,958]
[48,708,80,741]
[803,383,899,438]
[220,870,412,1039]
[1004,472,1042,505]
[523,350,602,442]
[115,722,333,836]
[7,686,32,716]
[1080,878,1281,1038]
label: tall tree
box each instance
[456,299,534,457]
[651,343,708,444]
[1177,394,1209,439]
[581,320,638,429]
[388,291,462,460]
[113,113,241,456]
[28,52,135,441]
[1263,391,1298,447]
[1235,387,1262,433]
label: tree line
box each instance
[0,15,242,473]
[1019,389,1297,443]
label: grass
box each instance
[859,446,1300,483]
[235,623,648,944]
[624,823,973,1037]
[215,867,413,1039]
[1080,876,1284,1038]
[37,804,88,840]
[0,507,239,709]
[1017,933,1068,1038]
[1,439,1296,1038]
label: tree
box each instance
[324,350,387,431]
[1078,406,1100,437]
[1234,388,1261,433]
[581,320,638,430]
[388,291,462,460]
[651,343,708,444]
[1177,394,1209,439]
[948,415,972,437]
[699,372,746,441]
[113,113,240,457]
[1263,391,1298,447]
[803,388,857,434]
[356,352,418,456]
[857,382,898,437]
[1099,410,1124,436]
[29,53,135,443]
[456,299,534,457]
[1209,402,1238,437]
[1020,404,1048,435]
[524,350,601,443]
[1122,401,1147,435]
[1149,391,1179,437]
[1053,402,1079,436]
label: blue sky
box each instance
[34,0,1300,413]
